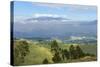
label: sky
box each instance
[13,1,97,21]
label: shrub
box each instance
[43,58,49,64]
[14,41,30,65]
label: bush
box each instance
[14,41,30,65]
[43,58,49,64]
[14,47,21,65]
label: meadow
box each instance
[13,39,97,66]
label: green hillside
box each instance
[13,40,97,66]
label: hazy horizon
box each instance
[13,1,97,39]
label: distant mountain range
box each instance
[14,16,97,38]
[25,16,70,22]
[15,16,97,25]
[79,20,97,25]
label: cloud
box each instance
[14,13,69,24]
[32,13,67,18]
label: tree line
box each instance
[43,40,94,64]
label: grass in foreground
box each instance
[13,40,97,66]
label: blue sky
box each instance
[13,1,97,21]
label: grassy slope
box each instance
[80,44,97,56]
[14,40,97,65]
[23,42,53,65]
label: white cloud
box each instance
[33,13,67,18]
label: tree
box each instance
[43,58,49,64]
[69,45,77,59]
[52,52,62,63]
[19,41,30,57]
[75,45,84,58]
[14,41,30,65]
[69,45,85,59]
[51,40,60,54]
[51,40,59,50]
[62,49,70,60]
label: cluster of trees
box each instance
[14,41,30,65]
[50,40,85,63]
[69,45,84,59]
